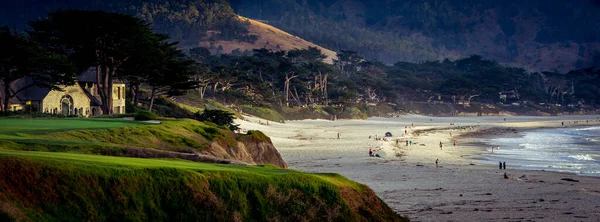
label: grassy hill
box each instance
[194,16,338,64]
[0,150,405,221]
[0,118,287,167]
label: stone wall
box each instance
[112,83,126,114]
[42,85,91,116]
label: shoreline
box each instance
[237,115,600,221]
[471,124,600,177]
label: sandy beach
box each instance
[236,115,600,221]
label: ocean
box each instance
[481,126,600,176]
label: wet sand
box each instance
[236,115,600,221]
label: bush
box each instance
[194,109,239,131]
[0,110,77,118]
[134,111,158,121]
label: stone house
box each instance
[4,68,126,117]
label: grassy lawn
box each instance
[0,149,362,190]
[0,149,289,175]
[0,118,219,152]
[0,118,146,135]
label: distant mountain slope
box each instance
[0,0,336,63]
[0,0,254,51]
[230,0,600,72]
[192,16,337,63]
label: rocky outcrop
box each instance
[200,130,286,168]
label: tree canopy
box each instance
[0,26,74,111]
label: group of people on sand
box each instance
[499,161,507,170]
[368,148,382,158]
[369,135,390,141]
[490,145,500,153]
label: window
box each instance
[117,87,121,100]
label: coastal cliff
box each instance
[201,130,286,168]
[0,151,405,221]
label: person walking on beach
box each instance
[409,140,412,146]
[337,132,340,139]
[436,159,439,168]
[496,145,500,151]
[453,140,456,146]
[369,148,373,157]
[491,146,494,153]
[503,161,506,170]
[439,142,443,150]
[499,161,502,169]
[406,140,409,146]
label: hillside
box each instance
[194,16,337,64]
[0,118,286,167]
[0,0,254,47]
[0,150,405,221]
[230,0,600,72]
[0,0,336,63]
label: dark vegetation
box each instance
[134,110,158,121]
[194,109,239,131]
[187,46,600,118]
[0,0,256,45]
[3,0,598,72]
[231,0,600,71]
[0,27,74,111]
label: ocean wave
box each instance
[568,154,595,161]
[581,170,600,175]
[575,126,600,131]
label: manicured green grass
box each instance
[242,105,285,122]
[0,150,404,221]
[0,150,287,175]
[0,118,146,135]
[0,118,223,153]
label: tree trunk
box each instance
[95,65,112,115]
[99,66,113,115]
[199,86,206,99]
[133,84,140,107]
[149,86,156,112]
[2,82,10,111]
[284,72,298,107]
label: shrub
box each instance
[134,111,158,121]
[194,109,239,131]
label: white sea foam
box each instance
[568,154,595,161]
[575,126,600,131]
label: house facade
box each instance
[5,68,126,117]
